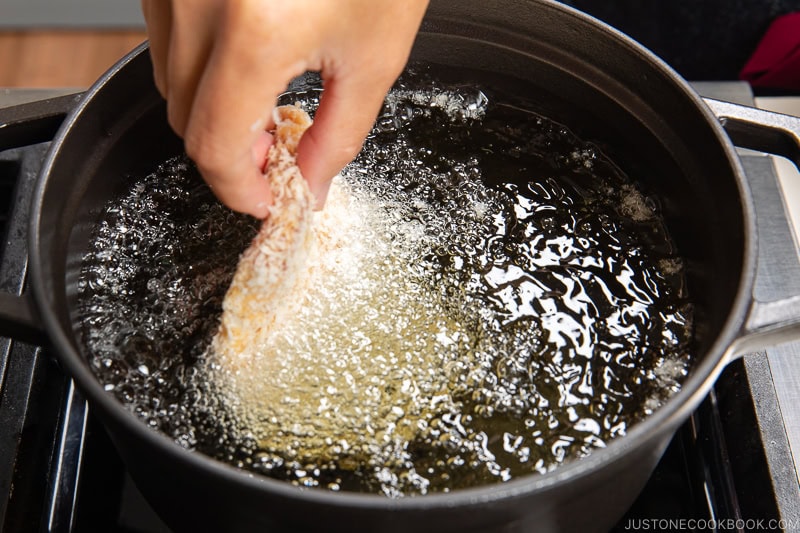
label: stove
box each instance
[1,84,799,533]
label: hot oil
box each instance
[76,65,693,497]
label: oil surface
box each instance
[76,66,693,496]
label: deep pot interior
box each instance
[29,1,750,531]
[55,12,747,383]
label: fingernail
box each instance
[311,180,333,211]
[254,201,270,219]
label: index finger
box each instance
[182,10,306,218]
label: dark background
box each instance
[560,0,800,80]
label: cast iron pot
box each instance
[2,1,800,531]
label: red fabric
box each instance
[740,11,800,90]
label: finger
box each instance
[294,0,427,207]
[164,1,219,137]
[140,0,172,97]
[182,7,305,218]
[296,72,394,206]
[253,130,274,173]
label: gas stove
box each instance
[0,83,799,533]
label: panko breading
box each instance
[204,104,469,475]
[210,105,315,362]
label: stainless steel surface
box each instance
[768,345,800,482]
[744,152,800,490]
[757,97,800,272]
[754,89,800,525]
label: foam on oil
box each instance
[76,66,693,496]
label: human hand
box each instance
[141,0,429,218]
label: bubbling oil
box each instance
[76,66,693,497]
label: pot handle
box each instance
[0,93,80,344]
[704,98,800,169]
[703,98,800,352]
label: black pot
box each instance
[1,1,800,531]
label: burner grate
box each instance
[0,159,20,242]
[0,141,84,533]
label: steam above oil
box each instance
[76,66,693,496]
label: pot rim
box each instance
[28,0,757,511]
